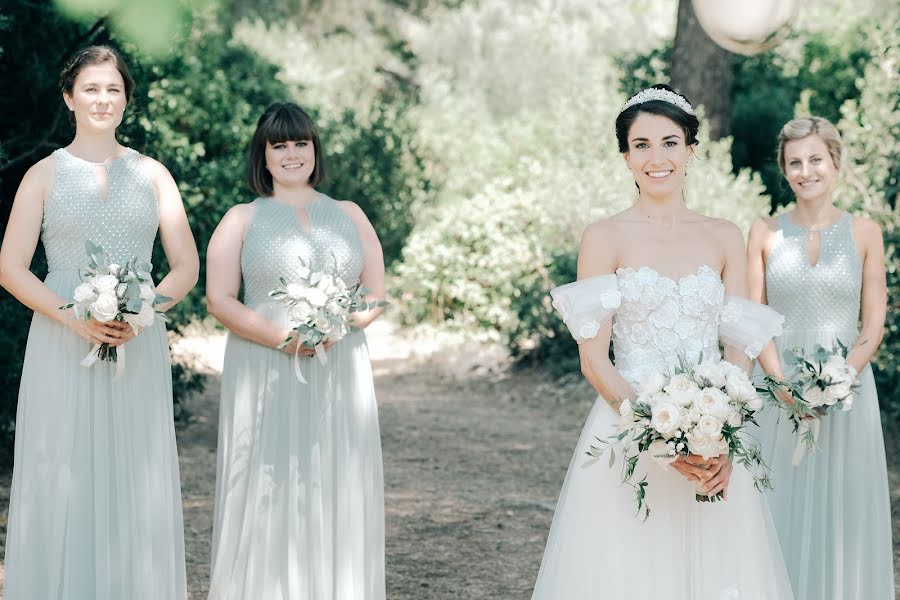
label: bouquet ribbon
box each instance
[291,338,328,384]
[80,343,126,381]
[791,417,821,466]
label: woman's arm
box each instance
[746,217,784,378]
[146,159,199,310]
[847,216,887,373]
[0,158,133,346]
[719,219,753,371]
[575,221,634,410]
[205,204,300,351]
[339,201,387,330]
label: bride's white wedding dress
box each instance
[531,265,794,600]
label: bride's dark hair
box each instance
[615,84,700,153]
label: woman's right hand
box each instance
[278,332,333,357]
[66,315,134,346]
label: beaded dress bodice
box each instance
[611,265,726,385]
[765,212,861,333]
[240,195,364,309]
[42,148,158,271]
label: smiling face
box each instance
[782,134,838,202]
[264,139,316,189]
[63,62,127,132]
[623,112,694,197]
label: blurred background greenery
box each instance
[0,0,896,463]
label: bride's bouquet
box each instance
[589,359,771,520]
[61,240,170,377]
[759,341,859,465]
[269,257,385,382]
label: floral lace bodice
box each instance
[611,265,725,384]
[551,265,783,387]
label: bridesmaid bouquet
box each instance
[269,257,385,382]
[588,359,771,521]
[760,340,859,465]
[61,240,170,377]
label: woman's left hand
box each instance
[696,454,733,499]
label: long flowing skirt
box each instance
[758,327,895,599]
[2,269,187,599]
[532,396,794,599]
[208,309,384,600]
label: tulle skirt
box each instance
[758,328,895,600]
[532,396,794,600]
[2,269,187,600]
[207,303,384,600]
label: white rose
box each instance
[107,263,121,276]
[694,361,727,388]
[139,283,156,302]
[695,387,731,420]
[665,374,700,406]
[288,302,314,324]
[303,287,328,308]
[745,394,764,411]
[805,385,825,407]
[821,358,849,386]
[314,313,333,333]
[687,431,728,459]
[697,415,723,438]
[316,274,337,296]
[73,283,97,303]
[639,371,667,395]
[727,412,742,427]
[726,376,757,404]
[91,291,119,322]
[286,283,306,301]
[93,274,119,293]
[650,401,683,438]
[326,299,343,316]
[822,385,843,406]
[648,439,677,468]
[124,302,156,333]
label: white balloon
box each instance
[691,0,799,56]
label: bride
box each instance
[531,85,794,599]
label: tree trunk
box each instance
[670,0,734,140]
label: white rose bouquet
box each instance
[760,340,859,465]
[589,359,771,520]
[61,240,170,377]
[269,257,386,382]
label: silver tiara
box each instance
[620,88,695,115]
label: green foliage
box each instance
[836,14,900,415]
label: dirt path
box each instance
[1,324,899,598]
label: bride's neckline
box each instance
[615,264,721,285]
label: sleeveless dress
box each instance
[758,212,894,599]
[533,265,793,599]
[207,195,385,600]
[2,148,187,599]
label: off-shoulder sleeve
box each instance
[719,296,785,359]
[550,275,621,343]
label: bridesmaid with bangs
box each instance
[205,102,387,599]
